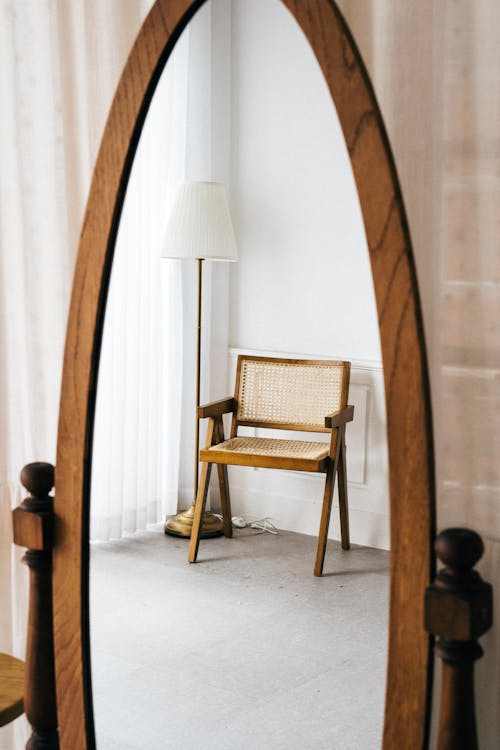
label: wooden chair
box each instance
[0,653,24,728]
[188,355,354,576]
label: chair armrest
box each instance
[198,397,236,419]
[324,405,354,428]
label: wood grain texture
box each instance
[0,653,24,727]
[337,428,350,550]
[199,446,329,473]
[425,529,492,750]
[14,464,59,748]
[214,417,233,539]
[280,1,436,746]
[53,1,435,748]
[23,550,59,749]
[314,424,342,576]
[197,396,235,418]
[187,417,217,563]
[12,507,52,551]
[324,404,354,428]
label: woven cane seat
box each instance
[237,358,346,432]
[201,436,331,472]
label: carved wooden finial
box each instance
[435,527,484,574]
[428,528,492,642]
[426,528,493,750]
[20,462,55,500]
[14,464,55,552]
[13,463,59,749]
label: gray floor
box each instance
[90,527,389,750]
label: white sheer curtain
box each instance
[89,35,189,541]
[0,2,153,747]
[89,0,231,537]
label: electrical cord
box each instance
[213,513,279,535]
[248,517,279,535]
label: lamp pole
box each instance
[194,257,202,495]
[162,181,237,539]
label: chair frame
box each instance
[188,356,354,576]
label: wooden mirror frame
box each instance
[53,1,436,748]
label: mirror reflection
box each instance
[89,1,389,748]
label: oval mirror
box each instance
[89,1,390,747]
[53,1,435,749]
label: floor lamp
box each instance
[161,181,238,538]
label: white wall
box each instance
[218,0,389,549]
[173,1,234,507]
[228,0,381,362]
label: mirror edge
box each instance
[53,1,436,748]
[281,2,437,747]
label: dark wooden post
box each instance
[425,528,493,750]
[13,463,59,750]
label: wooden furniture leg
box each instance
[188,419,216,563]
[12,463,59,750]
[425,528,493,750]
[214,417,232,538]
[188,462,213,563]
[314,434,341,577]
[314,464,335,577]
[337,427,350,551]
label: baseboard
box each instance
[210,466,389,550]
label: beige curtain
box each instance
[1,0,498,746]
[337,1,500,747]
[0,2,153,747]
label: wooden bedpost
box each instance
[425,528,493,750]
[13,462,59,749]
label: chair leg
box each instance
[314,457,338,577]
[338,428,350,550]
[217,464,232,537]
[188,461,213,563]
[215,420,232,538]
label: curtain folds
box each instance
[90,35,190,541]
[89,1,226,540]
[0,2,154,746]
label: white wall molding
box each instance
[227,345,383,372]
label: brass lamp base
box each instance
[164,504,223,538]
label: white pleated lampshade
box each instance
[161,181,238,261]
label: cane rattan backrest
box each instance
[232,356,350,434]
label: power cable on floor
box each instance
[213,514,279,535]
